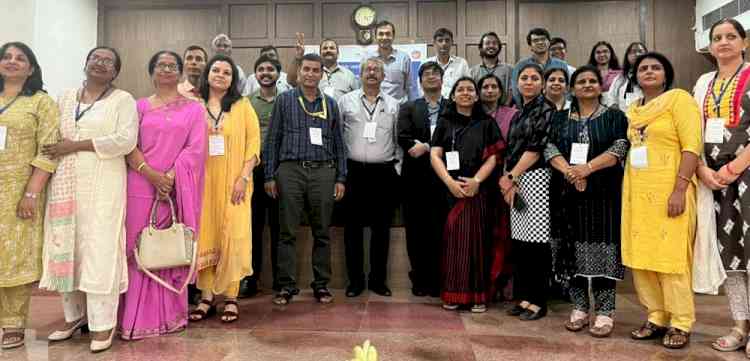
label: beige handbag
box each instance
[134,197,197,294]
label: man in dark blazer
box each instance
[397,61,447,297]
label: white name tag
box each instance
[430,125,436,137]
[209,135,225,156]
[0,125,6,151]
[310,127,323,146]
[624,93,639,108]
[705,117,726,144]
[363,121,377,139]
[570,143,589,165]
[446,151,460,171]
[629,146,648,169]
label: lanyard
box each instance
[298,96,328,119]
[361,96,380,122]
[207,107,223,130]
[574,105,599,143]
[75,86,111,122]
[451,120,475,151]
[0,96,19,116]
[710,63,743,117]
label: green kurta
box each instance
[0,92,60,287]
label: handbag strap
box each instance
[149,197,177,228]
[133,241,197,295]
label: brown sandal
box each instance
[1,329,25,349]
[221,300,239,323]
[663,327,690,349]
[189,299,216,322]
[631,321,668,340]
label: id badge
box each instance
[446,151,460,171]
[705,118,726,144]
[363,122,377,139]
[209,135,225,156]
[0,125,6,151]
[309,127,323,146]
[629,146,648,169]
[569,143,589,165]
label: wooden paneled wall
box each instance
[99,0,710,98]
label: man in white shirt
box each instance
[243,45,292,96]
[425,28,470,98]
[338,57,400,298]
[211,33,246,93]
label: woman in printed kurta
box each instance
[39,47,137,353]
[622,52,701,349]
[430,77,502,313]
[693,19,750,356]
[546,66,628,338]
[118,51,207,340]
[499,63,555,321]
[0,42,59,350]
[190,55,259,323]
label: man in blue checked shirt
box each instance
[262,53,347,306]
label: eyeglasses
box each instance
[530,37,549,44]
[155,63,179,72]
[88,56,115,67]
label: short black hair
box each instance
[0,42,44,96]
[254,54,281,73]
[478,31,503,53]
[526,28,550,46]
[320,38,339,52]
[630,51,675,91]
[543,67,569,85]
[418,61,444,82]
[85,46,122,79]
[569,65,603,112]
[260,45,279,56]
[300,53,323,68]
[375,20,396,37]
[199,55,242,112]
[516,62,544,81]
[587,41,621,70]
[433,28,453,41]
[148,50,183,76]
[550,37,567,48]
[184,45,208,62]
[710,18,747,41]
[477,73,505,107]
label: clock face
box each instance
[353,6,376,28]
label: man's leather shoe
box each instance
[238,277,258,298]
[411,288,427,297]
[519,307,547,321]
[346,285,364,297]
[369,284,392,297]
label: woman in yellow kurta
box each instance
[622,52,701,349]
[190,55,260,323]
[0,42,60,349]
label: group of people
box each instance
[1,16,749,357]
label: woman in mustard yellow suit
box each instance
[621,52,701,349]
[190,55,260,323]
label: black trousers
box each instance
[250,162,280,289]
[402,159,445,293]
[343,159,398,287]
[513,239,551,308]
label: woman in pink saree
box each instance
[118,50,207,340]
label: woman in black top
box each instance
[430,77,503,313]
[499,63,555,320]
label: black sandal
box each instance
[189,299,216,322]
[663,327,690,349]
[221,300,239,323]
[272,289,293,305]
[631,321,668,340]
[313,288,334,304]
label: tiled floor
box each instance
[3,288,749,360]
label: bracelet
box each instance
[136,161,147,173]
[24,192,38,199]
[586,163,593,171]
[726,162,741,176]
[677,174,691,183]
[241,175,251,183]
[473,176,481,183]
